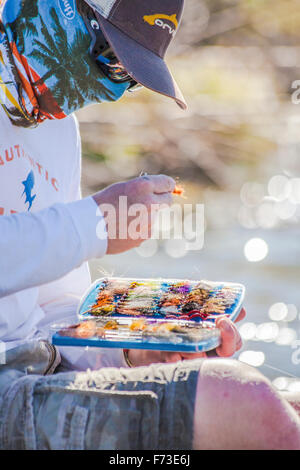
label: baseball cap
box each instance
[84,0,187,110]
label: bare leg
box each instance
[280,392,300,416]
[193,359,300,450]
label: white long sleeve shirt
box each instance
[0,106,127,370]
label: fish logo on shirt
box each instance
[22,170,36,211]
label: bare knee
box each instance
[280,391,300,416]
[193,359,300,450]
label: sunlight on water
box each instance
[255,322,279,342]
[238,206,257,229]
[244,238,269,262]
[239,174,300,230]
[272,376,290,390]
[289,178,300,204]
[239,322,291,344]
[275,328,297,346]
[240,182,265,207]
[135,239,158,258]
[287,381,300,392]
[164,239,187,258]
[286,304,298,322]
[268,302,288,321]
[268,175,291,201]
[239,350,265,367]
[273,377,300,392]
[274,200,297,220]
[256,202,278,229]
[152,206,174,236]
[239,322,257,341]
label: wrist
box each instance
[92,192,102,207]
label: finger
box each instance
[152,192,174,207]
[215,316,239,357]
[235,325,243,351]
[234,308,246,323]
[149,175,176,194]
[161,351,183,363]
[236,335,243,351]
[180,352,207,360]
[127,349,177,366]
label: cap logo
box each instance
[58,0,76,20]
[143,13,178,36]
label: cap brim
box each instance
[96,15,187,110]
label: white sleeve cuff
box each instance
[65,196,108,260]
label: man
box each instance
[0,0,299,450]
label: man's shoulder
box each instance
[48,113,80,136]
[0,106,80,140]
[36,113,81,151]
[62,113,80,131]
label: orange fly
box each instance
[173,184,185,197]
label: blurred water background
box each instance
[76,0,300,391]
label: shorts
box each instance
[0,340,201,450]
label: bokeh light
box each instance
[272,378,300,392]
[268,175,291,201]
[272,376,289,390]
[164,239,187,258]
[275,328,297,346]
[268,302,288,321]
[256,202,278,228]
[286,304,298,322]
[152,206,176,237]
[289,178,300,204]
[239,322,257,341]
[239,350,265,367]
[135,239,158,258]
[238,206,257,229]
[287,381,300,392]
[240,182,265,207]
[274,200,297,220]
[255,322,279,342]
[244,238,269,262]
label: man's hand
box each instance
[93,174,175,254]
[125,308,246,367]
